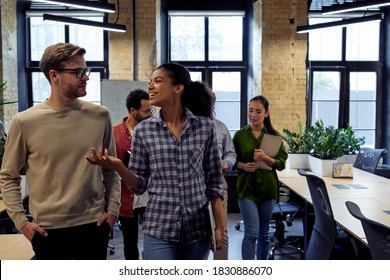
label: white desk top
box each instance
[278,168,390,244]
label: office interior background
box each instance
[1,0,390,163]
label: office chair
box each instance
[108,232,115,255]
[297,169,353,260]
[345,201,390,260]
[353,148,386,173]
[298,169,359,259]
[268,183,304,260]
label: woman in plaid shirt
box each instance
[87,63,225,260]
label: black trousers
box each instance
[119,214,139,260]
[31,221,111,260]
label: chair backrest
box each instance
[345,201,390,260]
[353,148,386,173]
[297,169,337,260]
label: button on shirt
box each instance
[129,109,224,243]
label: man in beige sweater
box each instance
[0,43,121,259]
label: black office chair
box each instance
[297,169,357,259]
[268,182,304,260]
[353,148,386,173]
[297,169,337,259]
[345,201,390,260]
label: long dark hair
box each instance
[156,63,213,117]
[250,95,276,135]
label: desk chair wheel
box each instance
[108,244,115,255]
[235,220,244,230]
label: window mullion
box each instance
[205,16,209,62]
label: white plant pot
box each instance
[308,155,337,177]
[337,154,358,164]
[286,153,309,169]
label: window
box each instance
[169,11,247,136]
[27,12,109,107]
[307,17,382,147]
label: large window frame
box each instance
[161,0,253,135]
[19,3,110,110]
[306,17,384,148]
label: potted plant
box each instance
[337,125,365,164]
[282,120,310,169]
[305,120,347,176]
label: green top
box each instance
[232,125,288,203]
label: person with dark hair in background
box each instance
[86,63,225,260]
[186,88,236,260]
[113,88,152,260]
[0,42,121,260]
[232,95,288,260]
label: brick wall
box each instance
[260,0,307,134]
[0,0,18,129]
[108,0,156,81]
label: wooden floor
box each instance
[107,213,304,260]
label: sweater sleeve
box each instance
[0,115,30,229]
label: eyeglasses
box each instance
[53,67,91,78]
[137,107,156,115]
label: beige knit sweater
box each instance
[0,99,121,230]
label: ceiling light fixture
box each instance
[322,0,390,15]
[297,14,383,34]
[33,0,116,14]
[43,14,126,33]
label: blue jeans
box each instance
[238,197,276,260]
[143,234,210,260]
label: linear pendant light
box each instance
[322,0,390,15]
[33,0,116,13]
[297,14,383,34]
[43,14,126,32]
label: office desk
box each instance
[0,234,34,260]
[278,168,390,246]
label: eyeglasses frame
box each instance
[53,67,91,79]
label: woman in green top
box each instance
[233,95,288,260]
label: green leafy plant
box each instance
[305,120,347,160]
[339,125,365,155]
[282,120,310,153]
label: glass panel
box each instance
[209,16,243,61]
[69,17,104,61]
[170,16,205,61]
[32,71,101,105]
[346,20,380,61]
[212,72,241,136]
[311,71,340,126]
[30,17,65,61]
[349,72,376,147]
[189,72,202,82]
[32,72,51,105]
[308,18,342,61]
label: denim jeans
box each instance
[143,234,210,260]
[238,197,276,260]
